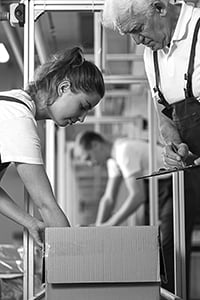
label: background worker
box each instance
[0,47,105,246]
[102,0,200,297]
[75,130,174,293]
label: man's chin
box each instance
[149,44,163,51]
[145,41,165,51]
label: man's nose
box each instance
[131,34,143,45]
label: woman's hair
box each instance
[27,47,105,106]
[76,131,105,150]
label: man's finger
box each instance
[194,157,200,165]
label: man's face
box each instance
[118,9,171,51]
[78,142,106,166]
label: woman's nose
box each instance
[78,111,87,122]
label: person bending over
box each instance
[0,47,105,246]
[75,130,174,293]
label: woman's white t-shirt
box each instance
[0,89,43,164]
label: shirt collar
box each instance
[172,1,194,42]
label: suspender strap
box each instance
[153,50,160,90]
[0,95,31,111]
[185,18,200,98]
[153,51,173,119]
[153,51,172,110]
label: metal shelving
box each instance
[22,1,186,299]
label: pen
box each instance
[171,142,186,167]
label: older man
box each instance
[102,0,200,297]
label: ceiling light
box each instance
[0,43,9,63]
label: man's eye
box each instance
[85,155,91,161]
[130,26,143,34]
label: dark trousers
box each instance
[172,97,200,298]
[144,177,174,293]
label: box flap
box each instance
[45,226,160,284]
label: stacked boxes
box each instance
[45,226,160,300]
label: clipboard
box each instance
[136,164,200,180]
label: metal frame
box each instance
[23,1,35,299]
[173,172,186,299]
[161,288,182,300]
[148,90,159,226]
[23,1,186,299]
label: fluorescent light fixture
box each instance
[0,43,9,63]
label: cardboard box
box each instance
[45,226,160,300]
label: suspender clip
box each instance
[153,87,161,103]
[184,73,189,98]
[184,73,188,81]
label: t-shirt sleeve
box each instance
[107,158,121,178]
[115,144,141,178]
[0,117,43,164]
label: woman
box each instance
[0,46,105,246]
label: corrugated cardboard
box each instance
[47,283,160,300]
[45,226,160,300]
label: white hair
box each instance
[102,0,170,32]
[102,0,152,31]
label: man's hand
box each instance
[194,157,200,165]
[163,143,189,168]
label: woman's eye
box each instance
[80,105,85,111]
[81,105,89,112]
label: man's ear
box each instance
[91,140,99,149]
[153,0,168,17]
[57,80,71,96]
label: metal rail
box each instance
[173,172,187,299]
[23,1,35,299]
[34,1,104,12]
[104,75,148,84]
[30,289,45,300]
[161,288,182,300]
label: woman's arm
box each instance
[0,186,45,246]
[15,163,71,227]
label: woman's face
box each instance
[48,90,101,127]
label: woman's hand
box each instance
[28,219,46,248]
[163,143,189,168]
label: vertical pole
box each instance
[179,172,186,300]
[173,172,186,299]
[45,121,56,192]
[57,127,66,211]
[93,12,103,197]
[23,0,35,299]
[147,90,158,225]
[66,142,77,226]
[94,12,102,132]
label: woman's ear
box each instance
[57,80,71,96]
[153,0,168,17]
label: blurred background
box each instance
[0,1,200,298]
